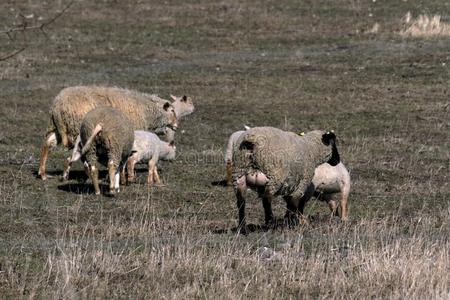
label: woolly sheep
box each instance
[300,162,350,220]
[38,85,178,180]
[226,127,350,220]
[79,107,134,195]
[232,127,340,234]
[126,130,176,185]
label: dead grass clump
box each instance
[400,12,450,37]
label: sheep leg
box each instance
[62,135,82,181]
[114,167,121,193]
[258,187,274,226]
[38,132,57,180]
[226,160,233,186]
[284,195,299,227]
[89,164,100,195]
[339,188,350,221]
[108,160,118,195]
[153,167,162,185]
[328,199,338,216]
[147,160,155,185]
[126,157,137,183]
[120,164,127,186]
[235,175,248,235]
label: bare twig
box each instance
[0,0,75,61]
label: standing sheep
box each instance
[226,127,350,220]
[79,107,134,195]
[232,127,340,234]
[300,162,350,220]
[125,130,176,185]
[38,85,179,180]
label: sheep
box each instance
[232,127,340,234]
[38,85,179,180]
[125,130,176,185]
[300,162,350,221]
[226,127,350,220]
[78,107,134,195]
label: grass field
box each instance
[0,0,449,298]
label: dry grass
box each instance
[1,0,450,298]
[400,12,450,37]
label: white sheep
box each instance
[125,130,176,185]
[300,162,350,220]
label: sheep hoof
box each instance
[237,225,249,235]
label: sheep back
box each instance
[233,127,333,198]
[80,107,134,167]
[50,86,173,147]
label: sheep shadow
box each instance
[211,218,296,235]
[211,179,229,187]
[57,182,112,195]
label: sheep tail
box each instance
[81,124,103,155]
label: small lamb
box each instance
[79,107,134,195]
[232,127,340,234]
[126,130,176,185]
[300,162,350,220]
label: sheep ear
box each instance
[169,140,175,147]
[181,95,188,102]
[170,94,178,101]
[163,102,171,111]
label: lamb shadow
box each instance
[57,182,110,195]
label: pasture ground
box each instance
[0,0,449,298]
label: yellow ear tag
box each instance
[299,132,305,136]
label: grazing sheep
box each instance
[79,107,134,195]
[300,162,350,220]
[38,85,178,180]
[125,130,176,185]
[232,127,340,234]
[224,126,250,185]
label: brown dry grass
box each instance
[401,12,450,37]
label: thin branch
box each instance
[0,0,75,61]
[0,0,75,35]
[0,47,26,61]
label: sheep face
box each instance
[170,95,194,117]
[163,102,178,131]
[321,131,340,166]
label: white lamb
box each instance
[126,130,176,185]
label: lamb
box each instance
[78,107,134,195]
[226,127,350,220]
[152,94,195,143]
[126,130,176,185]
[38,85,179,180]
[300,162,350,221]
[232,127,340,234]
